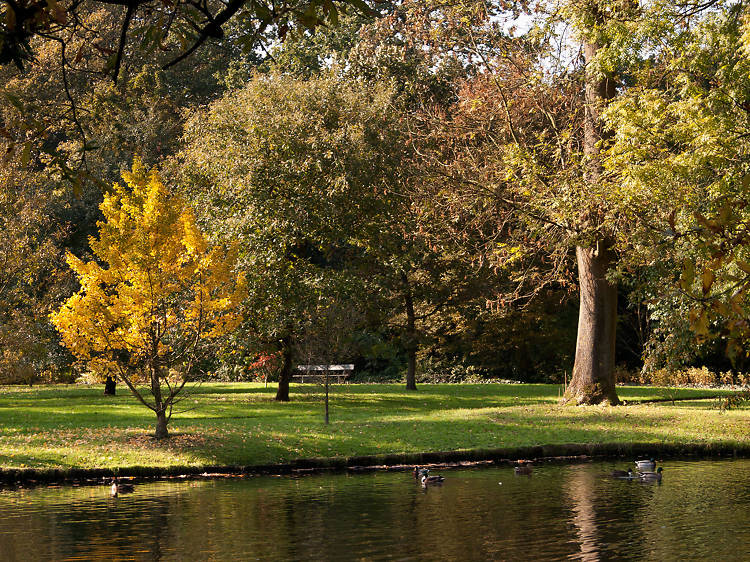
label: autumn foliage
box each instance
[52,161,246,438]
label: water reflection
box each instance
[567,465,601,561]
[0,460,749,561]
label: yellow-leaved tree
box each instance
[52,161,246,438]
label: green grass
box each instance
[0,383,746,471]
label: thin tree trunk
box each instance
[275,335,293,402]
[402,271,417,391]
[566,17,620,405]
[155,409,169,439]
[150,363,170,438]
[324,371,329,424]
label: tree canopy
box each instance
[2,0,750,404]
[1,0,379,79]
[52,161,245,437]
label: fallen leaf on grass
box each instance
[126,433,212,450]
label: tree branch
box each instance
[113,2,137,84]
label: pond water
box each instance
[1,459,749,561]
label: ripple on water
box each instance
[1,459,749,560]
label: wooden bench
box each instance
[293,364,354,383]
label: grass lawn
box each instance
[0,382,747,471]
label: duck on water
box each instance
[414,468,444,486]
[611,461,663,482]
[638,467,663,482]
[514,464,533,476]
[110,478,135,496]
[635,459,656,471]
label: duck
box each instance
[514,464,533,475]
[635,459,656,471]
[420,470,444,485]
[611,468,634,478]
[638,467,663,482]
[110,477,135,496]
[413,466,425,480]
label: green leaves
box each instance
[702,268,715,296]
[179,73,400,346]
[251,1,274,24]
[601,2,750,364]
[324,0,340,26]
[681,260,695,292]
[3,92,24,112]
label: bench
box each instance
[293,364,354,383]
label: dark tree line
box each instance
[2,0,748,406]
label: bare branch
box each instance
[112,2,137,84]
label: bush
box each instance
[613,364,639,384]
[635,366,749,387]
[211,353,281,383]
[349,332,405,382]
[719,389,750,410]
[416,357,500,384]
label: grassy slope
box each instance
[0,383,746,471]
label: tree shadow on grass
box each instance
[180,401,749,467]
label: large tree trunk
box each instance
[565,16,620,405]
[275,335,294,402]
[565,243,620,404]
[402,271,417,391]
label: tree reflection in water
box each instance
[0,460,749,560]
[567,465,602,560]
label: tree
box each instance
[383,0,724,402]
[1,0,379,80]
[178,73,402,399]
[0,162,70,383]
[366,2,594,396]
[0,1,384,212]
[51,161,245,438]
[178,75,374,401]
[0,5,251,382]
[179,66,487,394]
[298,298,363,423]
[561,0,628,404]
[0,3,247,188]
[604,1,750,370]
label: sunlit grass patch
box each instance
[0,382,746,471]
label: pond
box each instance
[1,459,749,561]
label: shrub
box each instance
[639,366,741,387]
[416,357,495,384]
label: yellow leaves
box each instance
[741,13,750,58]
[181,208,207,255]
[52,161,246,372]
[120,157,148,189]
[491,243,524,272]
